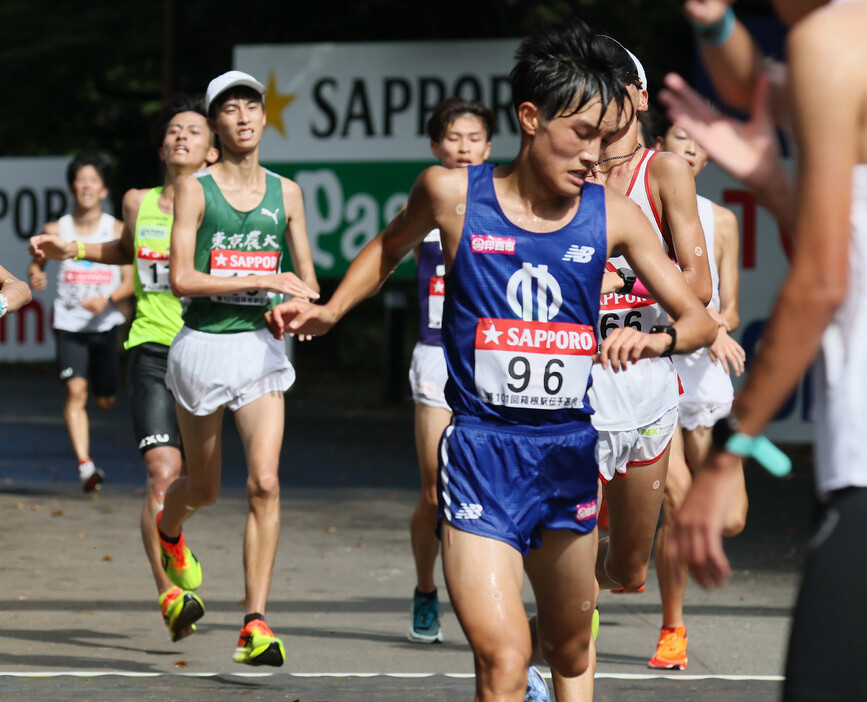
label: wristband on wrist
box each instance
[104,293,113,305]
[0,292,8,319]
[650,324,677,357]
[73,240,86,261]
[615,267,636,295]
[711,415,792,477]
[692,6,736,47]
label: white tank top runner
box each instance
[697,195,721,313]
[589,148,679,432]
[53,213,126,333]
[673,195,734,410]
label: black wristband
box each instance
[615,268,636,295]
[650,324,677,357]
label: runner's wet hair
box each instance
[510,17,630,124]
[426,97,497,143]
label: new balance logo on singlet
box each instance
[562,245,595,263]
[454,503,483,520]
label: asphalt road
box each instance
[0,362,816,701]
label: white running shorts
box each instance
[596,406,678,483]
[166,326,295,416]
[409,341,450,410]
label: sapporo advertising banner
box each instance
[234,40,522,279]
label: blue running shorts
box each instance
[438,416,599,555]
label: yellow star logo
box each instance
[264,71,296,138]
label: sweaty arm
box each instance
[713,203,740,331]
[728,9,858,437]
[653,154,712,304]
[29,198,137,266]
[669,5,862,589]
[268,166,463,339]
[601,191,716,369]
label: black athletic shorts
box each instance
[56,328,118,398]
[784,487,867,701]
[127,342,182,455]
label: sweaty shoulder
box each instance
[417,165,469,219]
[648,150,694,183]
[278,174,302,197]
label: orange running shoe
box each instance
[156,509,203,590]
[648,626,688,670]
[233,618,285,667]
[160,586,205,642]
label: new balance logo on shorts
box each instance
[454,503,483,519]
[562,245,595,263]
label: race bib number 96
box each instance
[209,249,280,306]
[474,318,596,410]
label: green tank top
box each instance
[125,187,184,349]
[183,168,286,334]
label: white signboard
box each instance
[0,157,71,362]
[236,40,521,162]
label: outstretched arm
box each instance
[669,4,862,588]
[267,166,454,339]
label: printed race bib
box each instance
[428,276,444,329]
[598,292,664,339]
[474,318,596,410]
[209,249,280,306]
[137,247,170,293]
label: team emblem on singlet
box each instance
[208,230,282,306]
[474,262,595,410]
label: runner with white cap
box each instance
[155,70,320,666]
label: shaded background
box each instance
[1,0,786,397]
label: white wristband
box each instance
[0,292,8,319]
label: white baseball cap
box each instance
[206,70,266,112]
[599,36,648,92]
